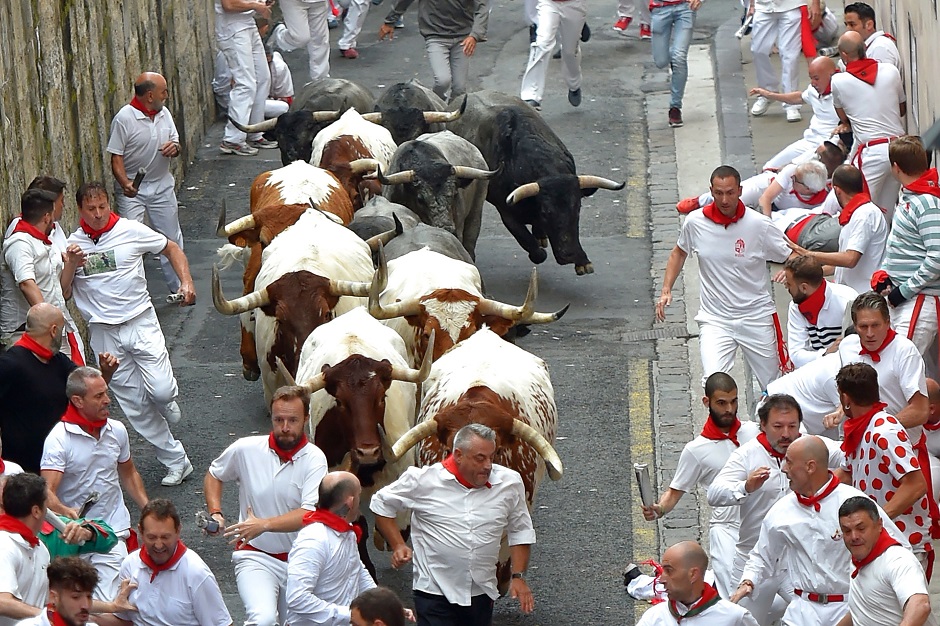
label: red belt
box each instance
[794,589,845,604]
[785,214,817,244]
[853,136,899,200]
[236,543,289,562]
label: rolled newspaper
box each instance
[132,168,146,190]
[634,463,655,508]
[735,14,753,39]
[44,511,86,546]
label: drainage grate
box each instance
[621,326,696,342]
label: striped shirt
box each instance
[786,281,857,368]
[882,190,940,298]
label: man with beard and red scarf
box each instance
[731,436,905,625]
[837,496,936,626]
[286,472,376,626]
[40,367,148,602]
[61,182,195,488]
[636,541,759,626]
[641,373,759,597]
[657,165,796,391]
[15,556,100,626]
[204,386,328,626]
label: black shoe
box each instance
[524,99,541,111]
[529,24,537,43]
[668,107,683,127]
[568,88,581,107]
[552,49,561,59]
[623,563,642,587]
[581,22,591,42]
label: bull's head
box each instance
[229,110,341,165]
[362,95,466,145]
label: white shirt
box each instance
[834,201,889,294]
[0,230,67,335]
[1,461,24,478]
[670,421,761,526]
[371,463,537,605]
[677,209,792,321]
[766,353,843,438]
[107,105,179,191]
[753,0,805,14]
[116,548,231,626]
[16,613,97,626]
[214,0,256,39]
[208,435,327,554]
[636,597,760,626]
[849,545,938,626]
[285,522,376,626]
[0,531,50,626]
[40,419,132,533]
[66,218,168,325]
[772,164,831,211]
[831,64,906,146]
[801,86,839,144]
[786,281,857,368]
[269,52,293,99]
[865,31,902,70]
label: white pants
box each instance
[218,28,270,146]
[891,294,940,356]
[710,523,738,599]
[617,0,649,23]
[763,137,820,171]
[524,0,538,26]
[751,9,803,111]
[115,181,184,293]
[273,0,331,81]
[264,99,291,118]
[781,595,846,626]
[90,308,187,470]
[851,142,902,218]
[85,539,128,601]
[338,0,370,50]
[520,0,585,102]
[426,38,472,101]
[698,313,784,391]
[233,550,289,626]
[733,551,791,626]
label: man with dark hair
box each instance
[842,2,901,69]
[0,473,51,625]
[286,472,376,626]
[642,373,759,597]
[782,255,857,367]
[204,385,328,626]
[350,588,408,626]
[837,496,935,626]
[15,556,99,626]
[658,165,795,391]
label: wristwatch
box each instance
[511,572,525,580]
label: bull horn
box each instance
[390,419,438,461]
[478,268,539,321]
[312,110,342,122]
[512,419,563,480]
[577,175,625,191]
[375,164,415,186]
[297,371,328,394]
[365,214,403,252]
[229,115,277,134]
[523,303,570,325]
[211,265,270,315]
[349,158,380,174]
[452,164,501,180]
[220,213,257,238]
[390,329,435,383]
[368,269,421,319]
[216,199,228,237]
[328,277,373,297]
[423,106,463,124]
[377,423,396,462]
[506,182,540,206]
[275,357,297,386]
[360,112,383,123]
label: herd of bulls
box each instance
[213,77,621,583]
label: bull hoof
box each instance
[575,263,594,275]
[528,248,548,264]
[537,237,548,249]
[243,368,261,381]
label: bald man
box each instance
[637,541,758,625]
[107,71,186,295]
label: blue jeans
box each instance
[650,2,695,109]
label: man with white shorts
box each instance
[270,0,332,81]
[204,386,328,626]
[61,182,195,487]
[842,2,901,70]
[520,0,586,110]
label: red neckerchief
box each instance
[702,201,746,229]
[442,453,491,489]
[797,280,827,326]
[845,59,879,86]
[859,329,896,363]
[61,403,107,430]
[14,333,54,361]
[791,186,830,206]
[80,213,120,243]
[12,219,51,245]
[140,540,187,582]
[302,509,363,542]
[839,192,872,226]
[0,514,40,547]
[46,607,69,626]
[667,583,721,622]
[924,418,940,432]
[842,402,888,456]
[795,471,840,511]
[903,168,940,200]
[129,96,158,120]
[0,459,5,474]
[851,528,901,578]
[818,70,839,97]
[268,432,309,464]
[757,432,786,461]
[700,416,742,447]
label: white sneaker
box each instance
[786,107,802,122]
[162,459,194,487]
[164,401,182,425]
[750,96,770,116]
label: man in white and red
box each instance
[14,556,100,626]
[788,164,888,295]
[842,2,901,70]
[731,436,906,625]
[836,496,936,626]
[757,159,832,217]
[0,473,51,626]
[831,31,905,215]
[40,366,149,601]
[782,255,857,368]
[766,353,843,438]
[113,499,231,626]
[204,385,328,626]
[657,166,795,390]
[834,362,935,577]
[285,472,376,626]
[642,373,759,598]
[636,541,759,626]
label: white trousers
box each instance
[709,522,739,599]
[274,0,331,81]
[233,550,289,626]
[520,0,585,102]
[264,99,291,118]
[617,0,649,22]
[115,182,184,293]
[733,551,791,626]
[851,142,902,217]
[218,28,270,146]
[90,308,187,470]
[750,9,803,110]
[781,595,846,626]
[85,539,128,601]
[763,137,820,171]
[698,314,783,391]
[338,0,370,50]
[524,0,538,26]
[891,294,940,356]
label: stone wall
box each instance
[0,0,215,228]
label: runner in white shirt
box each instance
[642,373,759,598]
[15,556,100,626]
[837,496,937,626]
[286,472,376,626]
[842,3,901,70]
[757,160,831,217]
[40,367,149,601]
[765,352,843,438]
[61,182,195,488]
[658,166,795,390]
[204,386,328,626]
[0,474,51,626]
